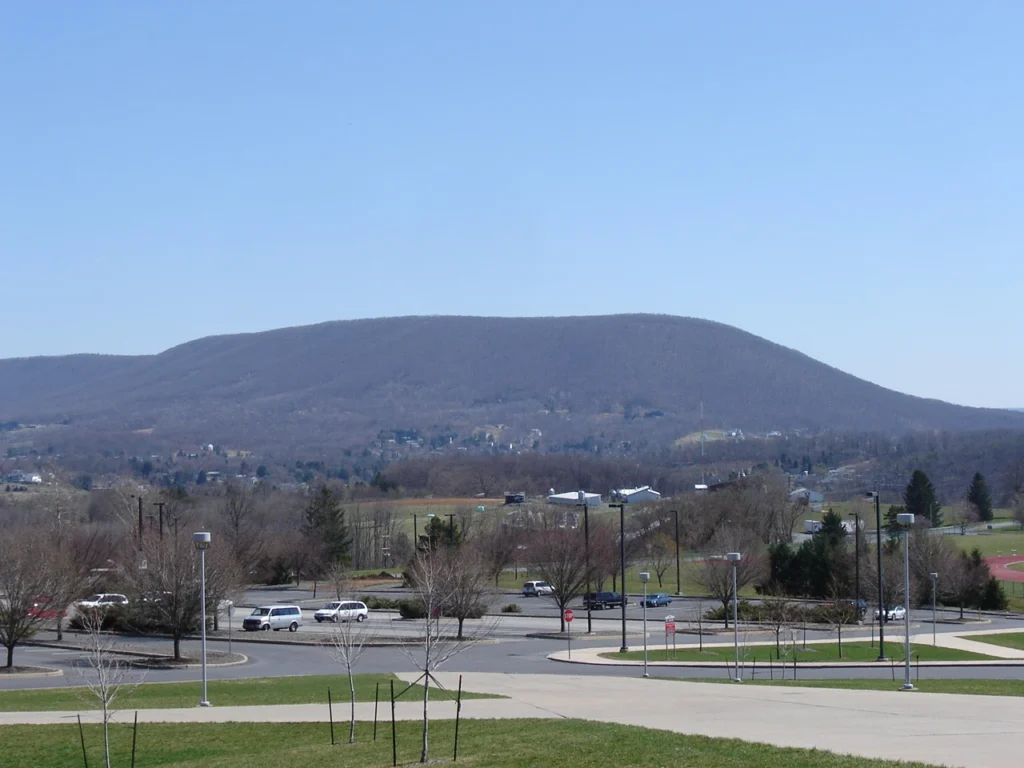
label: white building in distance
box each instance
[547,489,602,506]
[613,486,661,504]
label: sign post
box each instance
[564,608,574,659]
[665,614,676,659]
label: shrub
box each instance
[360,595,402,611]
[398,599,428,619]
[501,603,522,613]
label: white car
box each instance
[314,600,369,623]
[76,593,129,610]
[522,581,553,597]
[875,606,907,622]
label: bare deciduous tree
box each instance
[528,525,593,632]
[0,530,67,668]
[74,610,143,768]
[324,603,371,744]
[947,501,979,536]
[399,550,498,764]
[696,527,766,628]
[644,533,675,589]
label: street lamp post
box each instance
[639,571,650,677]
[848,511,861,618]
[193,531,212,707]
[930,572,939,647]
[866,491,886,660]
[896,512,915,691]
[673,509,681,596]
[727,552,742,683]
[609,500,629,652]
[578,491,592,634]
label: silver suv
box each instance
[242,605,302,632]
[314,600,369,623]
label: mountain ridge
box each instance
[1,314,1021,454]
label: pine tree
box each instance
[966,472,994,522]
[903,470,942,527]
[302,485,352,566]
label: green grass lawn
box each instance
[602,641,996,664]
[0,719,941,768]
[950,530,1024,558]
[657,677,1024,697]
[1009,562,1024,572]
[964,632,1024,652]
[0,674,497,713]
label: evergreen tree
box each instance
[302,485,352,566]
[903,470,942,527]
[419,516,463,551]
[966,472,994,522]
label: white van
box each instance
[242,605,303,632]
[522,581,553,597]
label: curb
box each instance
[0,667,63,679]
[24,642,249,669]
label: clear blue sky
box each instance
[2,2,1021,408]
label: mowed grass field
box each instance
[950,530,1024,558]
[603,641,996,664]
[0,674,496,713]
[965,632,1024,652]
[0,720,941,768]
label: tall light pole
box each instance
[930,572,939,647]
[578,491,592,634]
[639,571,650,678]
[866,491,886,660]
[609,499,629,653]
[896,512,915,691]
[848,511,861,617]
[673,509,681,596]
[193,531,212,707]
[727,552,742,683]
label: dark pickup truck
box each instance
[582,591,627,610]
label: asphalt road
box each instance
[5,605,1022,693]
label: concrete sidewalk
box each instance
[412,672,1024,768]
[3,672,1024,766]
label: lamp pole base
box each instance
[199,701,212,707]
[901,684,915,692]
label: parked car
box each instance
[314,600,369,623]
[643,593,673,608]
[583,591,627,610]
[522,581,553,597]
[76,593,129,610]
[242,605,303,632]
[874,605,907,622]
[28,597,65,619]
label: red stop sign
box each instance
[665,621,676,632]
[563,608,574,623]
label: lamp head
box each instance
[930,572,938,581]
[726,552,742,562]
[577,490,586,503]
[192,531,211,550]
[895,513,915,526]
[639,571,650,584]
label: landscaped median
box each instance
[600,641,997,664]
[964,632,1024,652]
[0,674,498,713]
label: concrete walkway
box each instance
[4,672,1024,766]
[549,626,1024,666]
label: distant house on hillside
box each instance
[790,487,824,510]
[504,491,526,505]
[6,471,42,484]
[612,486,661,504]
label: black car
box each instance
[582,591,627,610]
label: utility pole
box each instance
[446,513,456,545]
[609,499,629,653]
[154,501,165,540]
[871,491,886,661]
[579,491,592,634]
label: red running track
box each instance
[986,555,1024,583]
